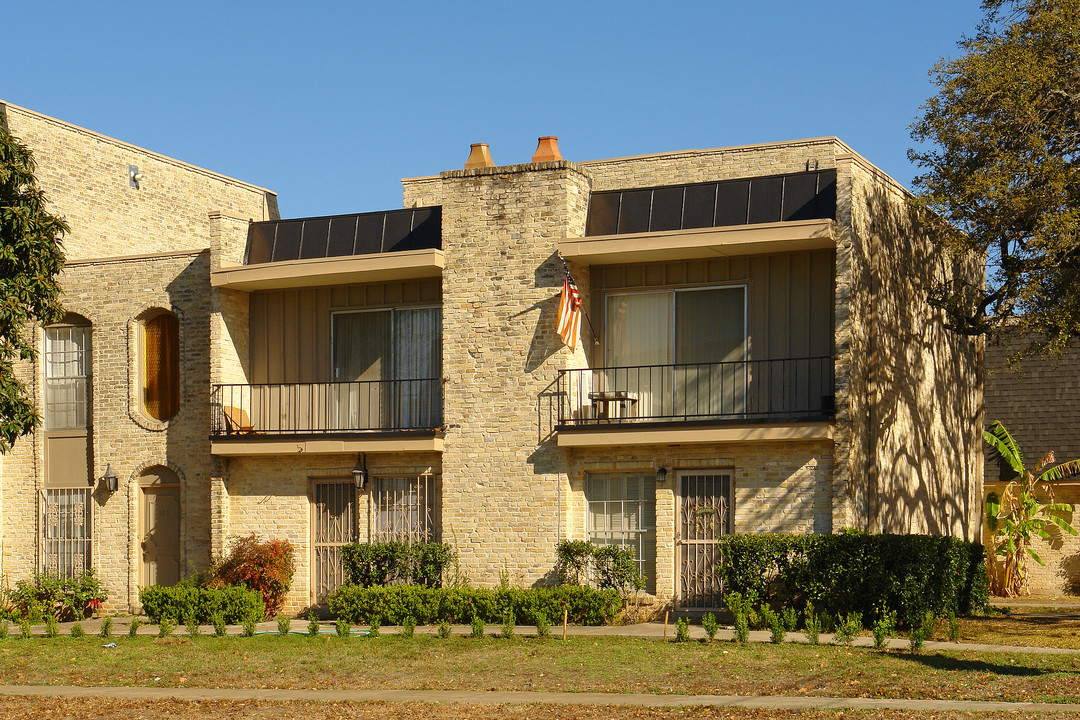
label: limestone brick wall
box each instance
[1,102,276,260]
[223,452,441,613]
[567,441,833,600]
[848,159,983,540]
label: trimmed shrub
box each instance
[328,585,621,626]
[341,542,456,588]
[717,531,988,628]
[208,534,294,618]
[139,584,265,624]
[7,570,107,622]
[554,540,643,592]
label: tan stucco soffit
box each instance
[556,421,834,448]
[211,435,444,456]
[558,219,835,265]
[210,248,444,291]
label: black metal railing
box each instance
[556,357,834,427]
[211,379,442,436]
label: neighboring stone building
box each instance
[0,101,983,614]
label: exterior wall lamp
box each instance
[100,463,119,492]
[352,453,367,490]
[656,466,668,484]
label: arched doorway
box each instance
[139,466,181,586]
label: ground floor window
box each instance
[586,471,656,593]
[370,474,439,543]
[41,488,92,578]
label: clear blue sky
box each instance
[6,0,983,219]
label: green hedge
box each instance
[718,531,989,628]
[328,585,621,626]
[341,541,456,588]
[139,583,265,624]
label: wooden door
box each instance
[140,485,180,586]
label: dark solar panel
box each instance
[585,170,837,237]
[244,207,442,265]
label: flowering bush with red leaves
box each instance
[208,534,295,617]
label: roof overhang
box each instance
[558,219,835,265]
[556,421,833,448]
[211,248,444,291]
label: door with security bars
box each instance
[677,471,732,609]
[41,489,92,578]
[312,481,357,605]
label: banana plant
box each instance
[984,421,1080,597]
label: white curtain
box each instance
[394,307,442,427]
[605,292,672,418]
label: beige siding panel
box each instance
[809,250,835,357]
[314,289,332,382]
[297,290,317,381]
[249,292,267,383]
[265,291,285,383]
[789,253,811,358]
[768,255,791,359]
[45,434,90,488]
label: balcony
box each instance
[210,379,443,455]
[554,357,835,447]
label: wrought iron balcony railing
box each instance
[556,357,834,427]
[211,379,442,437]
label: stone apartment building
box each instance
[0,101,983,614]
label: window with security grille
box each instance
[586,471,656,593]
[41,488,92,579]
[370,474,438,543]
[44,325,92,430]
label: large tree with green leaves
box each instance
[909,0,1080,354]
[0,112,67,451]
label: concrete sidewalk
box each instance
[1,684,1079,714]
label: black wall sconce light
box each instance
[352,453,368,490]
[100,463,119,492]
[656,466,668,484]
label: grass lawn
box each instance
[0,634,1077,704]
[0,698,1077,720]
[957,612,1080,649]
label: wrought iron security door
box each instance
[312,481,356,605]
[677,472,732,609]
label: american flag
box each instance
[556,267,582,348]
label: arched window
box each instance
[142,312,179,421]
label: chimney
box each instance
[464,143,495,169]
[532,136,562,163]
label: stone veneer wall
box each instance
[0,103,275,611]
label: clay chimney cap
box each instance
[532,136,563,163]
[464,143,495,169]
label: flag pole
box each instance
[557,252,600,346]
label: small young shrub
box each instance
[306,613,320,638]
[500,610,515,639]
[470,615,485,638]
[769,615,786,644]
[158,616,175,638]
[535,611,550,639]
[758,604,779,635]
[803,604,821,645]
[277,615,291,636]
[872,608,897,649]
[674,617,690,643]
[20,618,32,639]
[335,618,351,638]
[70,622,85,638]
[99,616,113,638]
[701,612,718,641]
[0,622,8,640]
[909,627,926,653]
[127,618,141,638]
[368,616,381,638]
[241,616,257,637]
[437,619,451,639]
[948,611,961,642]
[208,534,295,618]
[186,613,201,638]
[781,607,798,632]
[833,612,861,647]
[211,612,227,637]
[733,613,749,643]
[401,616,416,638]
[920,610,937,642]
[45,615,59,638]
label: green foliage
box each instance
[781,607,798,633]
[768,614,786,644]
[873,608,897,649]
[554,540,644,592]
[241,616,257,637]
[0,114,68,451]
[920,610,938,642]
[948,611,961,642]
[471,615,485,638]
[500,610,515,639]
[99,616,112,639]
[984,421,1080,596]
[306,613,320,638]
[401,616,416,638]
[211,612,227,637]
[7,570,107,622]
[367,616,381,638]
[44,615,58,638]
[909,0,1080,344]
[158,616,175,638]
[718,532,988,629]
[701,612,718,641]
[732,613,749,643]
[335,618,350,638]
[327,584,621,627]
[20,618,31,639]
[276,615,291,636]
[674,617,690,643]
[535,611,551,639]
[833,612,860,647]
[437,619,451,639]
[341,541,456,589]
[70,622,84,638]
[208,534,295,618]
[127,618,140,638]
[186,616,201,638]
[803,605,820,645]
[138,583,264,625]
[0,622,8,640]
